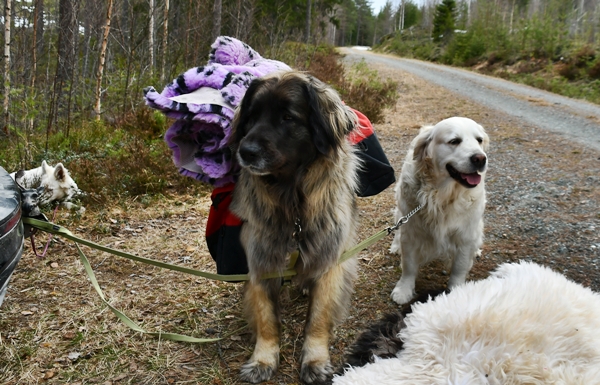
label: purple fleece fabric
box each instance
[144,36,291,186]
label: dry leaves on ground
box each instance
[1,62,599,385]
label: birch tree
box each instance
[149,0,155,76]
[56,0,79,105]
[305,0,312,43]
[160,0,170,83]
[212,0,222,42]
[94,0,114,120]
[3,0,11,135]
[31,0,43,89]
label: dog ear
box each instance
[412,126,433,163]
[481,130,490,152]
[231,77,265,146]
[54,163,67,182]
[41,160,52,175]
[304,75,355,155]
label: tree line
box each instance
[0,0,389,142]
[1,0,598,145]
[378,0,600,68]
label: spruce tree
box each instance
[432,0,457,43]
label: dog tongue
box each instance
[462,173,481,186]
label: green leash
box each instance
[23,217,394,282]
[25,217,230,343]
[23,205,421,343]
[23,218,295,282]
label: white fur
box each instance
[10,160,84,212]
[390,117,489,305]
[335,262,600,384]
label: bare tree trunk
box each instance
[31,0,41,89]
[578,0,585,36]
[400,0,405,30]
[35,0,44,58]
[372,19,377,45]
[160,0,169,83]
[184,0,191,66]
[356,12,362,45]
[49,0,79,133]
[508,0,517,34]
[305,0,311,43]
[94,0,114,120]
[3,0,11,136]
[235,0,241,37]
[212,0,222,42]
[121,0,136,120]
[27,0,41,132]
[80,3,91,81]
[234,0,255,42]
[149,0,155,76]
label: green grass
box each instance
[376,28,600,106]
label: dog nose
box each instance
[470,153,487,168]
[238,142,262,165]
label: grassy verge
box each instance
[377,28,600,105]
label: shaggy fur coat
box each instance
[334,262,600,385]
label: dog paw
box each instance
[391,286,414,305]
[239,360,277,383]
[300,360,334,384]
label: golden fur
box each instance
[389,117,489,305]
[230,71,360,384]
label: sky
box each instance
[370,0,425,14]
[370,0,394,13]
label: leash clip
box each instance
[387,203,424,234]
[293,217,302,241]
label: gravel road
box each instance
[341,47,600,151]
[339,47,600,293]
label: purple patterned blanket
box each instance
[143,36,291,186]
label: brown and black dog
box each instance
[230,71,360,384]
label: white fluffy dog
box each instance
[335,262,600,384]
[10,160,83,211]
[390,117,489,305]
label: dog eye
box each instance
[282,114,293,121]
[448,138,462,145]
[476,137,483,144]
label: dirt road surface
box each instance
[1,49,599,384]
[341,47,600,151]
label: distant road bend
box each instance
[340,47,600,152]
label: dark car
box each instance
[0,166,24,307]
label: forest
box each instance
[0,0,382,140]
[0,0,598,203]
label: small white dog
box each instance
[10,160,84,212]
[389,117,489,305]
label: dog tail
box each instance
[343,312,406,368]
[338,288,447,372]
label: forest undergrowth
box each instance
[0,45,397,211]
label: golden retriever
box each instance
[389,117,489,305]
[230,71,360,384]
